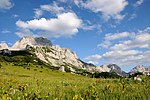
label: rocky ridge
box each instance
[11,37,85,71]
[130,65,150,75]
[1,37,131,76]
[92,64,128,77]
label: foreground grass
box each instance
[0,62,150,100]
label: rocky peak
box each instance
[107,64,121,71]
[0,43,9,50]
[34,37,52,46]
[12,36,52,50]
[130,65,150,75]
[95,64,128,77]
[34,45,84,68]
[11,37,84,69]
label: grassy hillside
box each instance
[0,62,149,100]
[0,50,43,64]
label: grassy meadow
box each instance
[0,62,150,100]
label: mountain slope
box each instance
[1,36,129,76]
[130,65,150,75]
[11,37,92,72]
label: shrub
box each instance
[27,67,30,70]
[129,72,143,78]
[64,66,71,72]
[92,72,121,79]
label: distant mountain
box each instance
[0,43,9,50]
[95,64,128,77]
[130,65,150,75]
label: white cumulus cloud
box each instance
[34,1,65,18]
[97,27,150,67]
[105,32,130,41]
[0,0,13,10]
[85,54,102,65]
[98,32,132,48]
[103,50,142,59]
[111,33,150,50]
[74,0,128,20]
[1,29,10,34]
[134,0,144,7]
[16,12,82,38]
[85,54,102,60]
[87,61,99,65]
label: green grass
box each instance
[0,62,150,100]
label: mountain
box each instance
[10,37,128,76]
[0,43,9,50]
[1,37,130,77]
[130,65,150,75]
[11,36,94,72]
[107,64,128,77]
[95,64,128,77]
[12,36,52,50]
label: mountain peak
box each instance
[107,64,121,70]
[34,37,52,46]
[95,64,128,77]
[0,43,9,50]
[130,65,150,75]
[12,36,52,50]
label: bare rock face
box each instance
[12,36,52,50]
[34,45,83,68]
[12,37,84,69]
[130,65,150,75]
[96,65,111,72]
[59,66,66,72]
[94,64,128,77]
[0,43,9,50]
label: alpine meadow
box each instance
[0,0,150,100]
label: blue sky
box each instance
[0,0,150,72]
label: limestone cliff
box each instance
[12,37,84,69]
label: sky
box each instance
[0,0,150,72]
